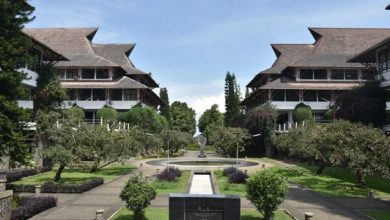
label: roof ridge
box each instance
[308,27,390,30]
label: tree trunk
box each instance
[355,168,366,188]
[90,159,100,173]
[316,161,326,175]
[54,164,65,182]
[264,210,273,220]
[134,210,143,220]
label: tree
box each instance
[33,63,67,112]
[120,175,156,220]
[224,72,241,126]
[293,103,313,122]
[125,106,167,134]
[159,87,171,127]
[198,104,224,135]
[0,0,34,163]
[160,129,192,155]
[334,81,387,127]
[244,103,278,157]
[96,105,118,128]
[65,105,85,122]
[247,170,288,220]
[209,127,251,156]
[170,101,196,135]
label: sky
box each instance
[28,0,390,120]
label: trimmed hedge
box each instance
[223,167,237,176]
[6,166,52,183]
[11,196,57,220]
[7,177,103,193]
[156,167,181,182]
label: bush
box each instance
[223,167,237,176]
[7,177,103,193]
[96,106,118,123]
[11,196,57,220]
[156,167,181,182]
[6,166,52,183]
[293,103,312,122]
[247,170,288,220]
[228,170,248,184]
[120,175,156,219]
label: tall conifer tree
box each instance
[0,0,35,161]
[159,87,171,127]
[224,72,241,126]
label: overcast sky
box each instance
[28,0,390,119]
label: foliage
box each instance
[120,175,156,219]
[159,129,193,154]
[170,101,196,135]
[9,177,104,193]
[203,122,223,144]
[159,87,171,127]
[65,105,85,121]
[6,166,51,182]
[151,171,190,195]
[214,170,247,196]
[198,104,224,133]
[209,127,251,156]
[244,103,278,157]
[293,103,313,122]
[223,166,237,176]
[228,170,248,184]
[11,196,57,220]
[96,105,118,127]
[224,71,241,126]
[246,169,288,220]
[124,106,167,133]
[33,63,67,111]
[0,0,34,160]
[334,81,387,127]
[156,167,181,182]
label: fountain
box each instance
[197,134,207,158]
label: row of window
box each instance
[67,89,138,101]
[271,90,343,102]
[57,69,111,80]
[299,69,375,81]
[378,48,390,74]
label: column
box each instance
[288,111,293,123]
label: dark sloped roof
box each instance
[247,44,313,87]
[61,76,147,89]
[23,28,118,67]
[292,28,390,67]
[348,36,390,63]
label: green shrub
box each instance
[66,105,85,120]
[120,175,156,220]
[96,106,118,123]
[293,103,312,122]
[247,169,288,220]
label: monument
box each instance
[197,135,207,158]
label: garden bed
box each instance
[213,170,247,196]
[11,196,57,220]
[6,166,52,182]
[360,209,390,220]
[150,171,190,195]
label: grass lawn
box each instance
[360,209,390,220]
[111,208,292,220]
[186,144,216,151]
[213,170,247,196]
[270,163,390,198]
[12,163,134,185]
[150,171,190,195]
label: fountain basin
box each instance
[146,158,259,168]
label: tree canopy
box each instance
[159,87,171,127]
[170,101,196,136]
[198,104,224,135]
[224,72,241,126]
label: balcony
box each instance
[17,100,34,109]
[380,70,390,88]
[19,68,38,87]
[268,101,331,111]
[63,100,141,110]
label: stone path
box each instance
[28,174,129,220]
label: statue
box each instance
[197,135,207,158]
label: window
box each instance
[331,69,344,80]
[285,90,299,101]
[92,89,106,101]
[96,69,109,79]
[57,69,66,79]
[110,89,122,101]
[272,90,285,101]
[79,89,92,101]
[378,48,390,74]
[82,69,95,79]
[303,90,317,101]
[67,89,77,100]
[313,69,327,80]
[345,69,358,80]
[300,69,313,80]
[313,113,325,121]
[66,69,78,79]
[317,90,331,102]
[124,89,138,100]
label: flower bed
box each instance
[11,196,57,220]
[7,177,103,193]
[6,166,52,183]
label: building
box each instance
[21,28,164,119]
[242,28,390,124]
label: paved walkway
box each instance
[28,154,390,220]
